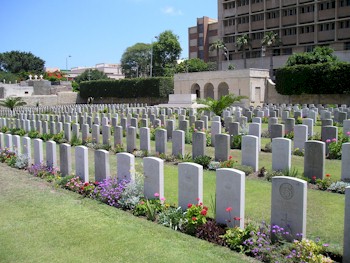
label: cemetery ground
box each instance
[0,162,256,263]
[0,121,345,258]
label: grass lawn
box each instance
[0,162,257,263]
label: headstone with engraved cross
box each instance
[271,176,307,241]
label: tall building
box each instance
[188,16,219,62]
[189,1,350,71]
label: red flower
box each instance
[326,174,331,178]
[192,217,197,221]
[226,207,233,212]
[187,203,192,208]
[312,176,316,181]
[229,155,232,160]
[94,181,99,185]
[199,202,203,206]
[200,209,207,216]
[203,206,208,211]
[84,182,89,186]
[196,197,200,201]
[233,217,241,221]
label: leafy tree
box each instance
[236,34,251,69]
[197,94,247,119]
[0,51,45,74]
[120,43,152,78]
[286,46,339,67]
[153,30,182,77]
[261,31,282,78]
[74,69,109,84]
[210,40,226,71]
[174,58,211,73]
[0,97,27,111]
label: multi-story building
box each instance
[190,0,350,72]
[188,16,219,63]
[69,63,124,80]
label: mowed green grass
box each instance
[0,163,257,263]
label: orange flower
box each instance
[326,174,331,178]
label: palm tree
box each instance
[236,34,251,69]
[197,94,247,125]
[210,40,226,71]
[261,31,282,78]
[0,97,27,112]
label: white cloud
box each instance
[161,6,183,16]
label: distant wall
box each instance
[7,92,80,106]
[88,96,168,106]
[266,81,350,105]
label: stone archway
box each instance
[218,82,229,98]
[204,83,214,99]
[191,83,201,99]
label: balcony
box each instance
[337,28,350,40]
[237,23,249,33]
[282,15,297,26]
[318,30,335,42]
[251,2,264,13]
[251,39,263,49]
[299,32,315,44]
[338,6,350,18]
[237,5,249,15]
[266,18,279,29]
[318,9,335,21]
[266,0,279,10]
[224,26,236,35]
[283,0,297,6]
[282,35,297,45]
[224,9,236,18]
[299,13,315,24]
[251,21,264,31]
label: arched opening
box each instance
[204,83,214,99]
[191,83,201,99]
[218,82,229,98]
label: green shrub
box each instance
[79,77,173,99]
[193,155,212,169]
[275,62,350,95]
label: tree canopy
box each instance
[0,51,45,74]
[285,46,339,67]
[153,30,182,77]
[0,97,27,111]
[74,69,109,84]
[210,40,226,70]
[174,58,215,73]
[120,43,152,78]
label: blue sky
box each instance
[0,0,217,69]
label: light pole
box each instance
[66,55,71,71]
[150,36,158,77]
[223,47,229,70]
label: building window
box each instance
[224,2,235,9]
[319,1,335,10]
[283,28,297,36]
[319,22,335,31]
[252,13,264,22]
[300,5,314,13]
[340,0,350,7]
[345,42,350,50]
[267,11,279,19]
[304,45,314,52]
[198,24,204,33]
[282,48,293,55]
[237,16,249,24]
[223,18,235,27]
[339,20,350,29]
[300,25,314,34]
[224,35,235,43]
[198,50,204,59]
[198,37,204,46]
[283,8,296,16]
[237,0,249,6]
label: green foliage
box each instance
[0,97,27,111]
[74,69,109,84]
[193,155,212,169]
[232,134,242,149]
[158,206,185,231]
[286,46,338,67]
[0,51,45,73]
[121,42,152,78]
[222,223,258,252]
[28,130,40,139]
[184,203,208,235]
[210,40,226,71]
[288,238,332,262]
[174,58,212,73]
[236,34,251,69]
[79,77,173,99]
[197,94,246,117]
[275,62,350,95]
[153,30,182,77]
[328,181,350,194]
[0,71,19,83]
[70,134,82,146]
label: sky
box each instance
[0,0,217,70]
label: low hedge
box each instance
[79,77,174,99]
[275,62,350,95]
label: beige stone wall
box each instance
[174,69,269,106]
